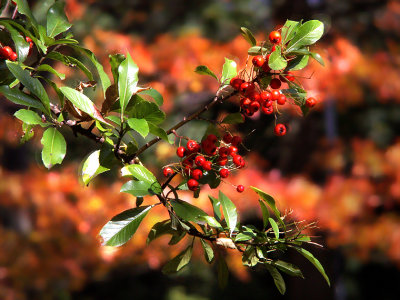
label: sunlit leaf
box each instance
[240,27,257,46]
[80,150,110,185]
[220,58,237,85]
[219,191,238,235]
[286,20,324,53]
[121,164,161,195]
[268,46,287,70]
[14,109,49,127]
[41,127,66,169]
[195,65,218,80]
[118,53,139,117]
[127,118,149,138]
[46,1,72,37]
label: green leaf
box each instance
[70,45,111,96]
[168,231,186,245]
[59,87,109,124]
[162,244,193,274]
[14,109,49,127]
[121,164,162,195]
[248,46,267,56]
[219,191,238,235]
[147,220,175,244]
[221,112,244,124]
[133,101,165,124]
[40,127,66,169]
[121,180,154,197]
[286,20,324,53]
[15,0,38,28]
[0,21,30,62]
[6,61,50,114]
[195,65,218,81]
[265,265,286,295]
[292,246,330,286]
[208,195,222,221]
[271,260,304,278]
[38,24,55,46]
[240,27,257,46]
[281,20,300,44]
[268,217,280,239]
[80,150,110,185]
[99,206,152,247]
[310,52,325,66]
[46,51,93,80]
[170,199,208,223]
[47,38,79,46]
[36,64,65,80]
[118,53,139,117]
[242,246,258,267]
[109,53,125,83]
[46,1,72,37]
[287,54,309,71]
[217,257,229,289]
[251,187,284,227]
[0,85,45,111]
[127,118,149,138]
[148,122,171,143]
[138,88,163,106]
[196,216,223,230]
[200,239,214,263]
[268,46,287,70]
[258,200,270,230]
[220,58,237,85]
[235,231,256,242]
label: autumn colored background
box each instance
[1,0,400,299]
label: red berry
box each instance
[269,31,281,44]
[188,179,199,191]
[280,71,295,82]
[240,97,252,109]
[195,155,206,167]
[263,100,273,108]
[218,147,229,158]
[202,161,212,171]
[228,146,238,156]
[237,185,245,193]
[231,136,242,146]
[192,169,203,180]
[223,133,232,144]
[219,168,230,178]
[260,91,271,103]
[206,134,218,143]
[250,101,260,113]
[277,94,286,105]
[232,154,244,167]
[270,78,282,89]
[244,109,254,117]
[271,90,280,101]
[2,46,13,59]
[252,55,265,67]
[25,36,32,43]
[176,146,186,158]
[239,82,255,95]
[163,167,174,177]
[306,97,317,108]
[261,61,271,73]
[274,124,287,136]
[262,106,274,115]
[248,91,261,103]
[230,77,243,90]
[9,52,17,61]
[187,139,198,152]
[217,157,228,166]
[271,45,277,52]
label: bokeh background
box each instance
[1,0,400,299]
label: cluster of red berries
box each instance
[230,30,318,136]
[163,134,246,193]
[0,37,33,61]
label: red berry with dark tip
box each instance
[270,78,281,89]
[269,31,281,44]
[192,169,203,180]
[163,167,174,177]
[231,136,242,146]
[187,139,198,152]
[252,55,265,67]
[176,146,186,158]
[260,91,271,103]
[223,133,232,144]
[262,106,274,115]
[218,147,229,158]
[206,134,218,143]
[237,185,245,193]
[230,77,243,90]
[240,97,252,109]
[219,168,230,178]
[277,94,286,105]
[195,155,206,167]
[228,146,238,156]
[188,179,199,191]
[239,82,255,94]
[233,154,244,167]
[306,97,317,108]
[217,157,228,166]
[261,61,271,73]
[202,160,212,171]
[274,123,287,136]
[263,100,273,108]
[250,101,260,113]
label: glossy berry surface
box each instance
[237,185,245,193]
[163,167,174,177]
[270,78,281,89]
[195,155,206,167]
[192,169,203,180]
[202,161,212,171]
[219,168,229,178]
[252,55,265,67]
[230,77,243,90]
[277,94,286,105]
[187,179,199,191]
[269,31,281,44]
[176,146,186,158]
[274,123,287,136]
[306,97,317,108]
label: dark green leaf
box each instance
[6,61,50,114]
[286,20,324,53]
[219,191,238,235]
[217,257,229,289]
[265,265,286,295]
[109,53,125,83]
[258,199,270,230]
[0,21,30,62]
[118,53,139,117]
[196,216,223,230]
[281,20,300,44]
[292,246,330,286]
[242,246,258,267]
[220,58,237,85]
[248,46,267,56]
[127,118,149,138]
[251,186,284,228]
[47,38,79,46]
[46,1,72,37]
[138,88,163,106]
[168,231,186,245]
[240,27,257,46]
[36,64,65,80]
[148,122,171,143]
[235,231,256,242]
[59,87,109,124]
[133,101,165,124]
[0,85,45,111]
[287,54,309,71]
[208,195,222,221]
[38,24,55,46]
[100,206,152,247]
[200,239,214,263]
[271,260,304,278]
[147,220,175,244]
[268,217,280,239]
[14,109,49,127]
[40,127,66,169]
[221,112,244,124]
[195,65,218,80]
[46,51,93,80]
[136,197,144,207]
[15,0,38,28]
[80,150,110,185]
[162,244,193,274]
[121,180,153,197]
[310,52,325,66]
[170,199,208,223]
[268,46,287,70]
[121,164,161,195]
